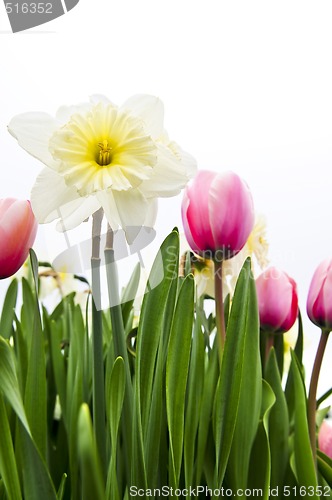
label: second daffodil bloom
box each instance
[8,95,196,242]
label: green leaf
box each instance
[13,315,28,396]
[248,380,276,500]
[0,337,29,431]
[226,258,262,491]
[29,248,40,295]
[265,348,289,489]
[19,425,57,500]
[143,276,179,490]
[56,474,67,500]
[132,231,180,489]
[285,312,304,419]
[121,263,140,326]
[0,394,22,499]
[24,265,47,460]
[0,340,56,499]
[0,279,18,339]
[317,451,332,487]
[49,320,67,426]
[195,339,219,485]
[214,258,260,486]
[78,404,104,500]
[20,277,36,342]
[290,350,319,494]
[184,312,205,487]
[106,357,126,500]
[166,274,195,488]
[137,230,179,435]
[317,388,332,408]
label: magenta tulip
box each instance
[0,198,38,279]
[255,267,298,333]
[318,420,332,459]
[307,259,332,331]
[181,170,254,260]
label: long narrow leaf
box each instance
[166,274,195,488]
[0,394,22,499]
[214,258,259,486]
[290,350,319,495]
[0,279,18,339]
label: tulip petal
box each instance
[0,199,37,279]
[182,170,216,254]
[8,113,59,169]
[319,421,332,459]
[121,94,164,139]
[307,259,332,328]
[209,172,254,258]
[256,267,298,333]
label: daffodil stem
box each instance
[104,225,133,480]
[91,208,107,481]
[308,329,330,466]
[214,259,226,357]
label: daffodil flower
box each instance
[8,95,196,242]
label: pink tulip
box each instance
[181,170,254,260]
[319,420,332,459]
[0,198,38,279]
[307,259,332,331]
[255,267,298,333]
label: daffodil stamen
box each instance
[98,140,112,166]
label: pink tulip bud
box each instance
[318,420,332,459]
[255,267,298,334]
[0,198,38,279]
[181,170,254,260]
[307,259,332,331]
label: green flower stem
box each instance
[104,226,133,478]
[265,332,275,365]
[214,259,226,356]
[91,208,107,481]
[308,329,330,466]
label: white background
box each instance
[0,1,332,399]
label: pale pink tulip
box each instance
[256,267,298,333]
[181,170,254,260]
[319,420,332,459]
[307,259,332,331]
[0,198,38,279]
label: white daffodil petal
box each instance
[140,143,197,198]
[144,198,158,228]
[55,103,94,125]
[112,190,153,244]
[8,112,59,169]
[96,190,121,230]
[89,94,113,106]
[121,94,164,139]
[31,168,82,223]
[55,196,101,232]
